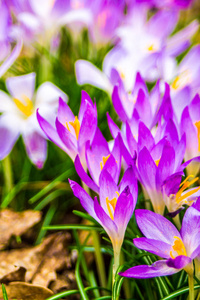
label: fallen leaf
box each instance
[0,232,71,286]
[0,282,53,299]
[0,209,42,250]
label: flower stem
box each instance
[112,247,121,300]
[188,274,194,300]
[2,155,13,204]
[81,181,107,292]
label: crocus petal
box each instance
[37,110,70,155]
[135,209,180,244]
[69,179,98,221]
[134,237,172,258]
[6,72,36,100]
[74,155,99,193]
[78,91,94,123]
[106,112,121,139]
[0,114,20,159]
[99,169,118,213]
[119,259,180,279]
[114,187,134,235]
[57,97,74,124]
[181,206,200,258]
[112,85,129,122]
[36,82,68,107]
[166,256,192,269]
[94,197,118,239]
[167,20,199,57]
[75,60,112,93]
[138,122,154,152]
[138,147,156,189]
[23,131,47,168]
[78,101,97,149]
[134,89,152,128]
[55,118,77,160]
[156,142,175,189]
[0,38,23,77]
[0,91,15,112]
[119,165,138,200]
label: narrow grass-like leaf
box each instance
[29,169,73,204]
[161,285,200,299]
[2,284,8,300]
[35,203,57,245]
[43,224,102,231]
[73,210,100,225]
[34,190,65,210]
[46,289,79,300]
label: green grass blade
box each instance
[161,284,200,299]
[43,224,102,231]
[29,169,73,204]
[2,284,8,300]
[46,289,79,299]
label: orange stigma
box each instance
[100,154,110,170]
[170,236,187,258]
[66,116,80,140]
[14,95,33,117]
[106,191,120,220]
[195,120,200,152]
[174,175,200,204]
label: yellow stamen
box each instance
[147,44,154,51]
[155,158,160,166]
[100,154,110,170]
[170,236,187,258]
[195,121,200,152]
[175,175,200,204]
[106,191,120,220]
[13,95,33,117]
[68,116,80,140]
[171,75,181,90]
[171,70,191,90]
[120,72,125,79]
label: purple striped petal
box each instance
[99,169,118,213]
[106,112,121,139]
[23,131,47,169]
[56,118,77,157]
[138,147,156,189]
[114,187,134,235]
[135,209,180,244]
[78,100,97,149]
[119,259,180,279]
[69,179,97,221]
[181,206,200,258]
[94,197,118,240]
[74,155,99,193]
[57,97,74,124]
[138,122,154,152]
[134,237,172,259]
[78,91,93,123]
[112,85,128,122]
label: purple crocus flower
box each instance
[69,165,137,277]
[119,207,200,278]
[37,91,97,169]
[0,72,67,168]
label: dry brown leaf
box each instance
[0,281,53,299]
[0,209,42,250]
[0,232,71,287]
[1,266,26,284]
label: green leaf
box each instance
[161,284,200,299]
[2,284,8,300]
